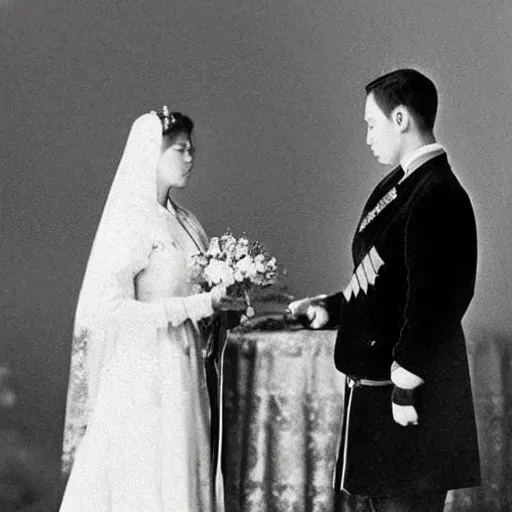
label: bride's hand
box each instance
[211,285,247,312]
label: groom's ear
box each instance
[392,106,409,132]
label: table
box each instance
[222,328,342,512]
[222,325,512,511]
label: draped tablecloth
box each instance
[222,326,512,512]
[222,328,342,512]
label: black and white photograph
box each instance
[1,1,511,510]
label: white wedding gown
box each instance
[60,204,216,512]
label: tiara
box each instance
[151,105,177,133]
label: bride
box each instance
[59,108,245,511]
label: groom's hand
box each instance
[390,363,424,427]
[287,297,312,317]
[287,297,329,329]
[305,305,329,329]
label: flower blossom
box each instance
[234,238,250,260]
[204,259,235,288]
[208,237,222,258]
[236,256,258,280]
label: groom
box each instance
[289,69,480,511]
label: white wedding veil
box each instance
[61,112,163,475]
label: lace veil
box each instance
[61,113,163,475]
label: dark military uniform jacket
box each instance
[325,152,480,496]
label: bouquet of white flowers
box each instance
[188,231,278,316]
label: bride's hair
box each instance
[153,106,194,139]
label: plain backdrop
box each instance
[1,0,511,486]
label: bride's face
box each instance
[157,131,195,190]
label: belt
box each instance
[347,376,393,387]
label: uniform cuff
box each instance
[391,386,416,406]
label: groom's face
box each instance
[364,92,401,167]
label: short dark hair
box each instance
[365,69,438,132]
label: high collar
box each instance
[399,143,445,182]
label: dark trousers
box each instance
[334,490,447,512]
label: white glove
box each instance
[287,295,329,329]
[391,363,424,427]
[287,297,313,317]
[306,305,329,329]
[392,403,419,426]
